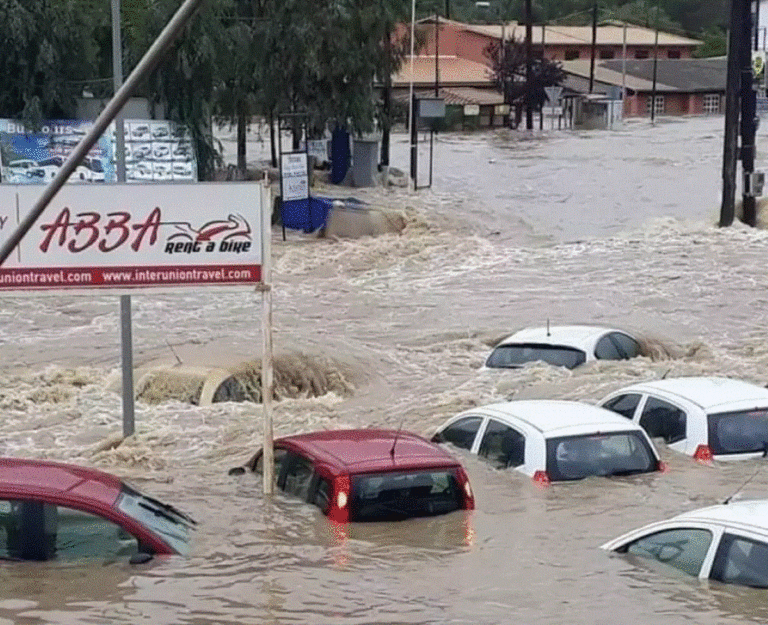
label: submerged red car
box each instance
[0,457,195,562]
[231,429,475,523]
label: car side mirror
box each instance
[129,552,154,565]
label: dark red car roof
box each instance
[277,429,461,474]
[0,457,123,509]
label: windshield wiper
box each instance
[143,494,197,526]
[138,501,196,527]
[124,485,197,526]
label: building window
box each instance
[635,49,649,59]
[646,95,665,116]
[668,49,681,59]
[599,49,615,59]
[703,93,721,114]
[565,49,579,60]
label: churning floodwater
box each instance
[5,115,768,623]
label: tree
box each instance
[693,26,727,58]
[0,0,99,124]
[485,37,565,128]
[120,0,234,180]
[212,0,266,175]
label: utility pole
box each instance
[650,2,660,123]
[381,25,391,168]
[719,0,749,227]
[721,0,744,226]
[525,0,533,128]
[740,0,758,225]
[589,2,597,93]
[721,0,761,226]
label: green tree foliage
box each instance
[253,0,412,139]
[120,0,234,179]
[447,0,726,37]
[0,0,99,124]
[485,37,565,127]
[693,26,727,58]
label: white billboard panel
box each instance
[0,183,263,291]
[0,118,198,184]
[280,152,309,201]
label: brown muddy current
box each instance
[4,116,768,623]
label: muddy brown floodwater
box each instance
[4,116,768,623]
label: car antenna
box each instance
[546,318,550,337]
[390,421,404,459]
[661,368,672,379]
[723,459,765,505]
[166,339,183,366]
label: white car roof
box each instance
[672,500,768,532]
[496,325,622,349]
[470,400,645,437]
[611,377,768,413]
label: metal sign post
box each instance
[112,0,135,438]
[260,182,274,496]
[277,113,309,240]
[412,97,445,190]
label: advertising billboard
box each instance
[0,183,262,291]
[0,119,197,185]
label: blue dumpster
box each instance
[281,196,334,233]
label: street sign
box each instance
[280,152,309,201]
[544,86,563,104]
[753,51,766,88]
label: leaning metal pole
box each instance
[0,0,207,267]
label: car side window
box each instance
[610,332,641,358]
[595,335,622,360]
[478,419,525,468]
[625,528,712,577]
[254,448,288,478]
[711,534,768,587]
[282,454,315,501]
[639,397,686,443]
[434,417,483,450]
[311,477,332,515]
[602,394,642,419]
[0,499,138,561]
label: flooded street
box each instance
[5,115,768,623]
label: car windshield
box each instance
[116,486,194,555]
[486,344,587,369]
[708,409,768,455]
[350,469,463,522]
[546,431,656,481]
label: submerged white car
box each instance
[484,325,643,370]
[431,400,663,483]
[599,377,768,461]
[602,500,768,588]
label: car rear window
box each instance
[546,431,657,481]
[350,469,463,522]
[708,409,768,455]
[486,344,587,369]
